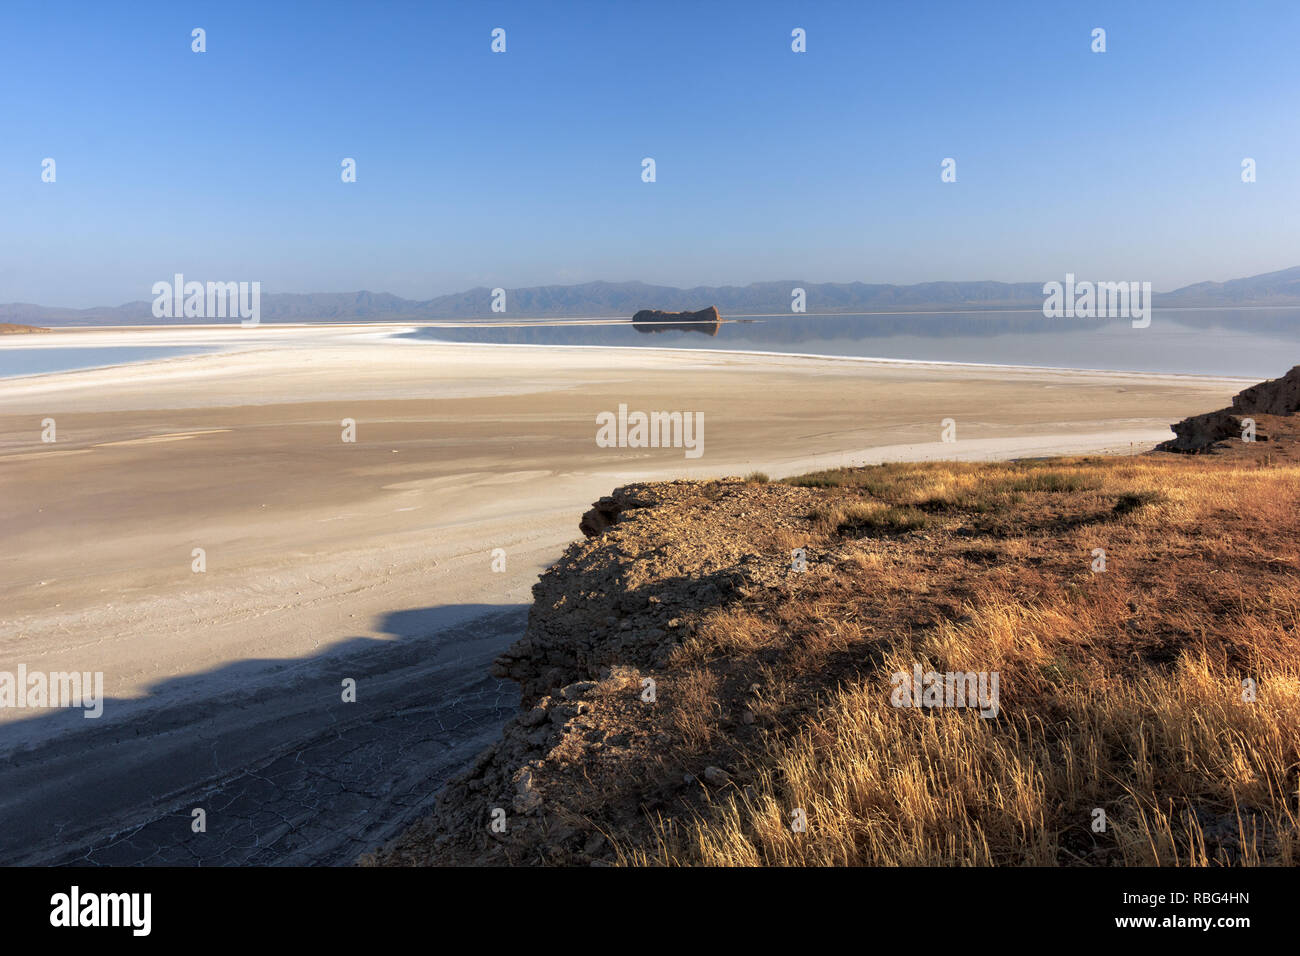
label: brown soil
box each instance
[367,421,1300,867]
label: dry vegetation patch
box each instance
[368,447,1300,867]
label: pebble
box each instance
[561,680,599,700]
[519,706,549,727]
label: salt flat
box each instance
[0,325,1243,863]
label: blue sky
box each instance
[1,0,1297,307]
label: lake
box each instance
[403,310,1300,378]
[0,346,216,379]
[3,311,1297,380]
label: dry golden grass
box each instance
[668,667,723,752]
[673,606,780,663]
[628,455,1300,866]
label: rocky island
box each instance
[631,306,722,336]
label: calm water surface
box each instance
[406,310,1300,378]
[0,346,215,379]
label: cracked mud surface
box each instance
[0,607,524,866]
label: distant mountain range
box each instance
[6,266,1300,327]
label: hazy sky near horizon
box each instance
[2,0,1298,308]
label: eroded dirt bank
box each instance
[366,438,1300,866]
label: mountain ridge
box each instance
[6,267,1300,326]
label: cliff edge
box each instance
[1156,365,1300,454]
[365,440,1300,866]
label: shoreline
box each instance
[0,322,1259,388]
[0,332,1247,864]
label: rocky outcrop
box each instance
[1233,365,1300,416]
[578,488,656,538]
[1158,410,1257,453]
[578,497,622,538]
[1157,366,1300,453]
[364,478,818,866]
[631,306,721,336]
[494,483,762,704]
